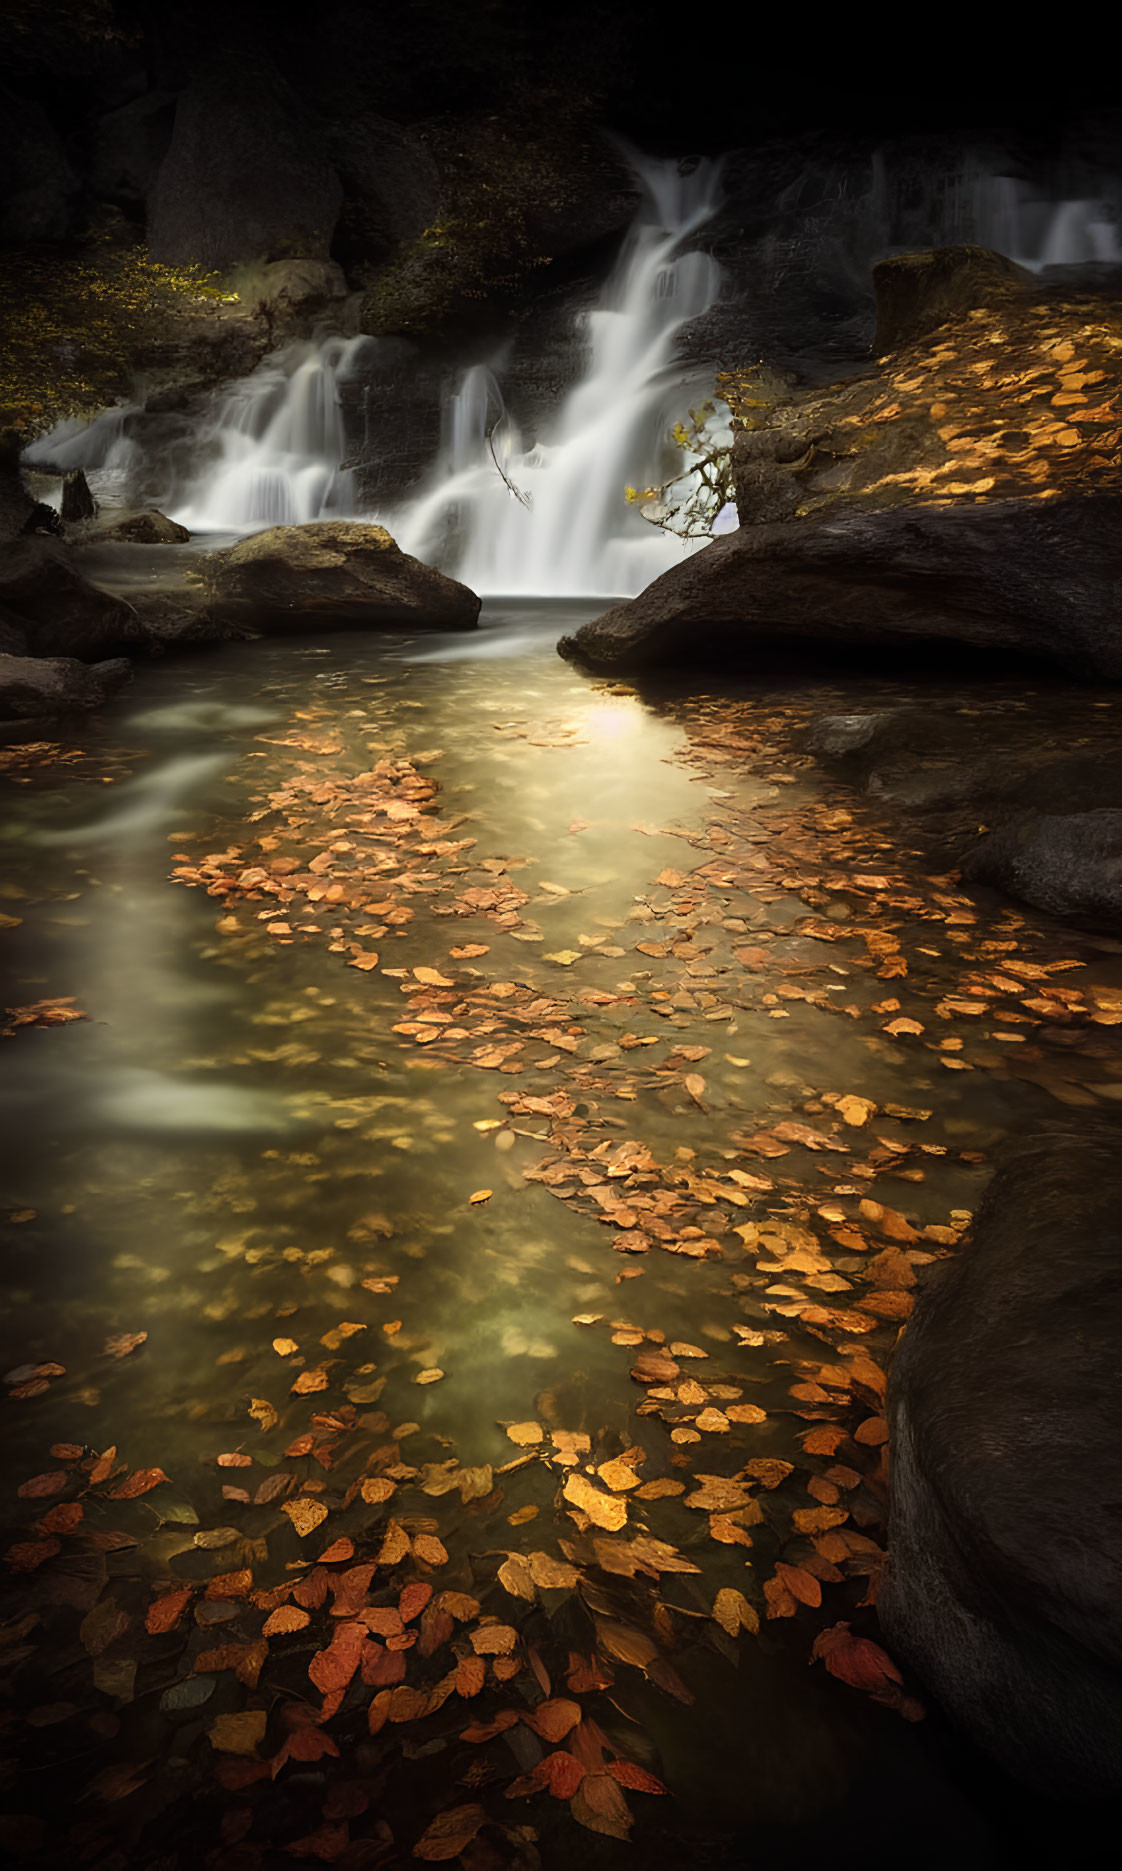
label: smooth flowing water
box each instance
[393,157,723,596]
[3,610,1120,1867]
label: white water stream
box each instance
[391,156,724,596]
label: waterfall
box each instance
[973,174,1122,269]
[172,335,370,531]
[391,154,724,597]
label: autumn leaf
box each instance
[712,1588,759,1637]
[146,1587,192,1634]
[607,1758,669,1794]
[523,1697,581,1742]
[17,1472,68,1500]
[280,1496,328,1539]
[571,1770,633,1839]
[263,1604,310,1636]
[107,1467,169,1499]
[104,1331,147,1359]
[412,1804,488,1861]
[774,1562,822,1607]
[563,1473,627,1531]
[291,1368,330,1395]
[209,1710,267,1756]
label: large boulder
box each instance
[881,1124,1122,1794]
[0,88,78,242]
[871,245,1029,354]
[80,508,191,545]
[559,496,1122,677]
[0,540,140,660]
[148,53,342,271]
[202,523,481,631]
[962,809,1122,928]
[0,653,131,721]
[90,90,176,209]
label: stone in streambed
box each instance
[0,653,132,721]
[558,496,1122,678]
[82,508,191,545]
[882,1123,1122,1794]
[203,522,480,632]
[0,539,139,660]
[961,809,1122,929]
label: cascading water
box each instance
[973,174,1122,269]
[392,154,724,597]
[172,335,371,531]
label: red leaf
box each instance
[107,1466,169,1500]
[308,1620,366,1695]
[145,1587,192,1634]
[541,1750,587,1798]
[399,1581,433,1624]
[17,1472,68,1500]
[607,1758,668,1794]
[38,1502,83,1535]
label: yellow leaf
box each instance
[712,1588,759,1637]
[209,1709,267,1755]
[283,1498,328,1538]
[563,1473,628,1531]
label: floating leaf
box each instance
[283,1498,329,1538]
[412,1803,488,1861]
[107,1467,168,1499]
[563,1473,628,1531]
[209,1710,267,1756]
[146,1587,192,1634]
[263,1604,310,1635]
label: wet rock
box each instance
[248,259,348,341]
[962,810,1122,928]
[0,653,132,721]
[871,245,1030,354]
[559,497,1122,677]
[0,608,28,656]
[203,522,481,631]
[19,503,63,539]
[61,470,97,524]
[326,113,443,273]
[882,1122,1122,1795]
[83,508,191,545]
[147,51,342,271]
[0,540,139,660]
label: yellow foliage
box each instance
[0,235,236,443]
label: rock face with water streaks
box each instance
[203,523,481,631]
[882,1123,1122,1795]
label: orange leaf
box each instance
[523,1697,581,1743]
[17,1472,68,1500]
[146,1587,192,1634]
[774,1562,822,1607]
[107,1467,169,1499]
[607,1758,669,1794]
[263,1605,311,1636]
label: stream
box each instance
[3,607,1120,1867]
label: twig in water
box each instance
[486,423,532,509]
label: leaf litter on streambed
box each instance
[1,676,1120,1863]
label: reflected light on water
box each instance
[581,699,643,741]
